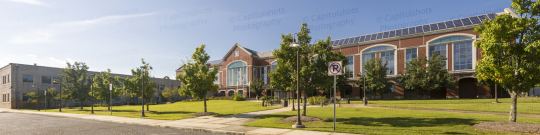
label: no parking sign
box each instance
[328,61,343,76]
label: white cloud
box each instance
[49,57,65,65]
[60,13,155,26]
[27,54,37,59]
[9,31,52,44]
[8,0,47,6]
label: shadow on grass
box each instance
[153,111,195,115]
[250,114,294,119]
[334,117,476,127]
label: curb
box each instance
[5,110,246,135]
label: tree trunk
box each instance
[380,91,384,100]
[509,91,518,122]
[292,99,295,111]
[302,93,306,116]
[203,98,207,112]
[146,99,149,111]
[80,101,83,110]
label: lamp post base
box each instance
[292,124,305,128]
[363,97,368,106]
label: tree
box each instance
[474,0,540,122]
[161,87,177,102]
[356,58,388,100]
[45,88,58,108]
[163,76,170,80]
[397,53,456,99]
[58,62,92,110]
[269,23,348,116]
[250,78,265,100]
[117,59,156,111]
[25,88,45,110]
[176,44,219,113]
[93,69,121,110]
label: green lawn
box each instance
[244,107,540,135]
[26,100,278,120]
[349,98,540,114]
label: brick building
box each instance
[176,9,518,99]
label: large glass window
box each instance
[405,48,417,68]
[381,51,395,75]
[210,69,219,84]
[42,76,51,84]
[429,44,447,69]
[362,53,376,75]
[261,67,267,84]
[345,56,354,78]
[454,41,473,70]
[227,62,247,86]
[22,74,33,83]
[53,76,62,83]
[429,36,472,44]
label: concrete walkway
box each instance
[0,107,359,135]
[339,104,540,118]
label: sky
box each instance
[0,0,510,78]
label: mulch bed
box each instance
[473,122,540,134]
[191,112,219,116]
[282,116,323,122]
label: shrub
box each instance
[233,94,244,101]
[308,96,328,104]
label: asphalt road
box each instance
[0,112,223,135]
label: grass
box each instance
[24,100,278,120]
[349,98,540,114]
[244,107,540,135]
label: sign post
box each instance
[109,83,112,115]
[328,61,343,131]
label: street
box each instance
[0,112,222,135]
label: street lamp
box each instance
[32,84,40,111]
[290,33,304,128]
[54,80,62,112]
[90,74,95,114]
[140,66,146,117]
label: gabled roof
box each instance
[256,51,274,58]
[222,43,257,60]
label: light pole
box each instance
[90,74,95,114]
[290,33,304,128]
[32,84,40,111]
[54,80,62,112]
[44,90,47,111]
[140,66,146,117]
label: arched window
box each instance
[428,36,474,70]
[220,91,226,97]
[228,90,235,97]
[227,62,247,86]
[271,61,277,72]
[362,46,395,75]
[238,90,244,95]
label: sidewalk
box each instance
[0,107,359,135]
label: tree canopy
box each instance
[474,0,540,122]
[269,23,349,116]
[93,69,121,110]
[357,58,389,99]
[249,78,265,99]
[117,59,156,111]
[58,62,92,110]
[397,53,456,98]
[176,44,219,113]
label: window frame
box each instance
[426,34,477,71]
[42,76,52,84]
[453,41,474,71]
[226,61,248,86]
[404,47,418,69]
[345,55,354,78]
[22,74,34,83]
[360,45,397,76]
